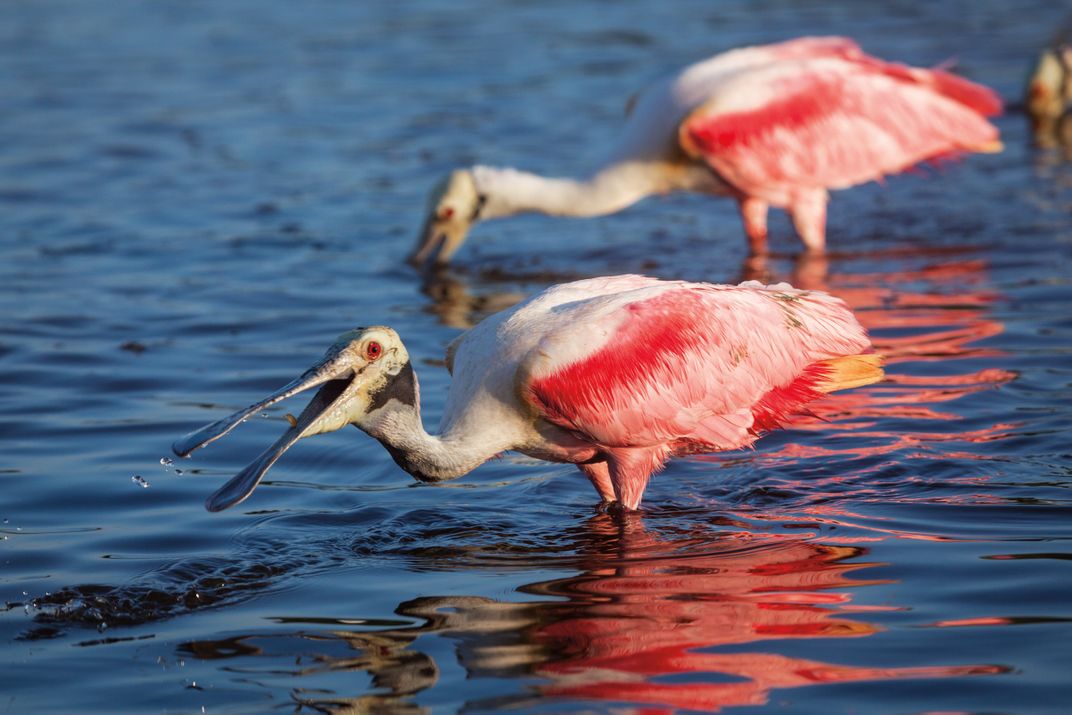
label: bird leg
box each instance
[737,197,769,255]
[576,461,616,504]
[789,189,829,253]
[606,447,668,511]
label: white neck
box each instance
[362,398,499,483]
[470,161,721,221]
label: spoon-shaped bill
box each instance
[203,377,351,512]
[172,359,352,458]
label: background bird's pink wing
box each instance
[523,284,872,451]
[679,56,1002,204]
[680,36,865,81]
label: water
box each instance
[2,0,1071,712]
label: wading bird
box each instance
[174,275,883,512]
[411,36,1001,264]
[1026,41,1072,147]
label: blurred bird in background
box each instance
[411,36,1002,265]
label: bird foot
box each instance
[595,498,619,515]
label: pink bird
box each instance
[411,36,1002,264]
[174,275,883,512]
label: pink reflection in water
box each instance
[229,515,1005,713]
[528,515,1002,711]
[737,251,1014,460]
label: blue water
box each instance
[2,1,1071,712]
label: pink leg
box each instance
[576,462,615,503]
[738,197,770,255]
[606,447,668,511]
[789,190,829,253]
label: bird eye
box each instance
[438,206,455,221]
[365,341,383,361]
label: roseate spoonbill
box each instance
[1026,42,1072,146]
[410,36,1002,264]
[173,275,883,512]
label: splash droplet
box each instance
[160,457,174,468]
[174,468,184,476]
[131,475,150,489]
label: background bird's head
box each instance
[409,169,480,266]
[1026,46,1072,136]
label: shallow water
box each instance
[2,1,1072,712]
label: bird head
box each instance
[409,169,481,267]
[1026,46,1072,134]
[173,327,416,511]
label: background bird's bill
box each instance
[408,212,470,267]
[172,350,358,512]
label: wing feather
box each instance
[679,54,1001,205]
[523,282,873,451]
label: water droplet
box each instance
[174,468,184,476]
[2,518,8,524]
[260,411,270,418]
[160,457,174,468]
[131,475,151,488]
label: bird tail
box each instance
[812,354,885,393]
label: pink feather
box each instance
[680,43,1002,207]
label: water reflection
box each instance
[737,248,1013,443]
[180,514,1003,712]
[419,266,527,329]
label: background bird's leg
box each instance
[789,189,829,253]
[576,461,615,503]
[737,197,769,255]
[606,447,668,511]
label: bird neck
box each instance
[470,162,683,220]
[360,388,497,483]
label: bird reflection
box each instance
[418,266,527,329]
[180,513,1004,713]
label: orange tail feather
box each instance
[813,354,885,393]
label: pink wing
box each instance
[523,282,872,452]
[679,50,1002,205]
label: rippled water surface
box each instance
[3,1,1072,712]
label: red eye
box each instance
[438,206,455,221]
[366,341,383,360]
